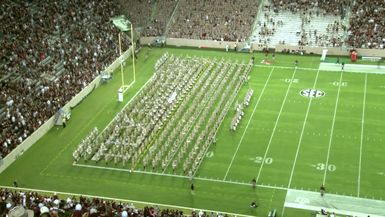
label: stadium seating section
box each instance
[0,188,220,217]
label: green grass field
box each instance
[1,47,385,217]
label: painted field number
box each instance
[332,81,348,87]
[284,78,299,83]
[316,163,336,172]
[254,157,273,164]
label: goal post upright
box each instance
[130,22,136,83]
[112,16,136,99]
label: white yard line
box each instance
[254,64,319,71]
[73,162,288,191]
[0,185,254,217]
[322,69,344,185]
[223,67,275,180]
[281,69,321,217]
[358,73,367,197]
[255,68,298,183]
[286,68,321,186]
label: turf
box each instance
[1,47,385,217]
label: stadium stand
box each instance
[143,0,179,37]
[0,0,130,159]
[0,188,187,217]
[347,0,385,49]
[168,0,259,41]
[117,0,152,31]
[0,188,240,217]
[250,0,350,47]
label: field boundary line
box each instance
[0,185,255,217]
[358,73,367,197]
[281,68,321,217]
[323,69,344,185]
[255,67,298,183]
[73,163,287,191]
[254,64,319,71]
[223,67,275,180]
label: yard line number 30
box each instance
[316,163,336,172]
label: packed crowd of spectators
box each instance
[117,0,152,32]
[0,0,128,159]
[0,188,185,217]
[143,0,178,37]
[347,0,385,49]
[169,0,259,42]
[0,188,233,217]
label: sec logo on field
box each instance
[300,89,325,98]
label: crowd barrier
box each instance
[0,47,133,173]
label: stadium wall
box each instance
[0,47,134,173]
[140,37,385,57]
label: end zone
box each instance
[284,189,385,217]
[319,63,385,74]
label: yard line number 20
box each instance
[254,156,273,164]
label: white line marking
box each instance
[0,185,254,217]
[281,69,321,217]
[323,69,344,185]
[223,67,275,180]
[73,163,287,191]
[286,68,320,186]
[358,73,367,197]
[254,64,319,71]
[255,68,298,184]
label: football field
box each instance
[1,47,385,217]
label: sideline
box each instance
[73,162,288,191]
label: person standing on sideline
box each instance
[294,60,299,69]
[320,184,326,197]
[251,178,256,189]
[341,62,345,71]
[62,117,66,128]
[191,183,195,195]
[13,180,18,188]
[250,201,257,208]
